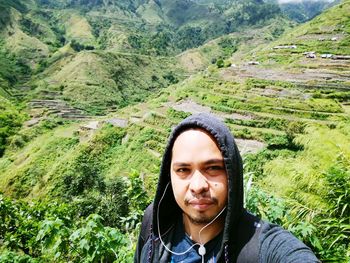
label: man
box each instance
[135,113,319,262]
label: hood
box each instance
[152,113,244,254]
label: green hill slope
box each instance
[1,0,349,223]
[0,0,349,262]
[0,0,284,117]
[278,0,341,22]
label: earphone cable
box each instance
[157,182,227,260]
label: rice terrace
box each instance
[0,0,349,261]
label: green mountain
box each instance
[278,0,341,22]
[0,0,349,262]
[0,0,282,114]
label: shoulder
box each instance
[258,221,320,263]
[235,212,319,263]
[235,211,264,263]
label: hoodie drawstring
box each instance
[224,243,229,263]
[147,228,153,263]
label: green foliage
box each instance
[280,0,339,23]
[127,28,175,56]
[0,251,39,262]
[8,118,64,151]
[166,108,191,120]
[120,171,151,233]
[218,36,238,56]
[246,187,287,226]
[216,58,224,68]
[246,78,296,90]
[244,149,296,179]
[262,123,350,261]
[0,97,25,157]
[1,126,79,198]
[70,39,95,52]
[0,194,75,258]
[0,194,133,262]
[60,125,125,196]
[37,214,129,262]
[44,125,132,227]
[0,0,27,23]
[0,41,31,86]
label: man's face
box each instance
[170,129,228,225]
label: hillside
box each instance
[0,0,284,117]
[0,0,349,262]
[278,0,341,22]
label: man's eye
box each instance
[208,166,223,171]
[177,168,189,173]
[206,166,225,175]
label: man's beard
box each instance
[184,197,220,225]
[187,213,215,225]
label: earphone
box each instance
[157,183,226,263]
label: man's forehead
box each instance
[172,128,218,147]
[171,128,223,158]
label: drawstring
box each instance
[224,243,229,263]
[147,227,153,263]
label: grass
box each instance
[64,13,95,46]
[31,50,184,114]
[1,1,350,261]
[251,1,350,66]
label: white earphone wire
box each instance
[157,182,227,260]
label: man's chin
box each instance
[187,213,215,225]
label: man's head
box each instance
[153,113,243,243]
[170,129,228,225]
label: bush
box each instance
[0,97,25,156]
[0,192,135,262]
[262,123,350,261]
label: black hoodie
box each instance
[135,113,319,263]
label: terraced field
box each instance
[1,0,349,201]
[71,64,349,181]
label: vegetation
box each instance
[0,194,135,262]
[279,0,340,22]
[0,97,25,157]
[0,41,31,88]
[0,0,349,262]
[260,123,350,261]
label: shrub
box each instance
[0,97,25,156]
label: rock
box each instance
[248,61,260,65]
[273,45,297,49]
[80,121,100,130]
[105,118,128,128]
[24,118,41,127]
[321,54,333,59]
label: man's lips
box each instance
[187,199,214,210]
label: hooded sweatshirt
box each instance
[135,113,319,263]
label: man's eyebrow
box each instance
[204,159,224,165]
[172,159,224,167]
[172,162,191,167]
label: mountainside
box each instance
[0,0,349,262]
[278,0,341,22]
[0,0,282,116]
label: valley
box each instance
[0,0,349,262]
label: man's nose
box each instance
[189,170,209,195]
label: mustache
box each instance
[184,196,219,206]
